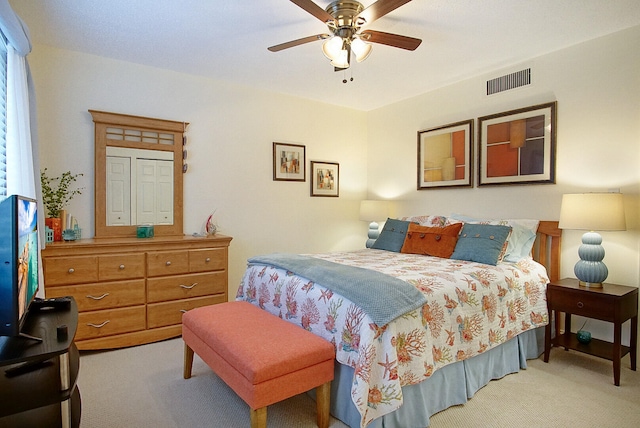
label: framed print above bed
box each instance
[273,142,305,181]
[310,161,339,197]
[417,119,473,189]
[478,101,557,186]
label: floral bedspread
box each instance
[236,249,549,427]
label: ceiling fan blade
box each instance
[362,30,422,50]
[356,0,412,26]
[268,34,329,52]
[290,0,335,24]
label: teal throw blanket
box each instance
[247,253,427,326]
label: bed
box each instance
[235,217,561,428]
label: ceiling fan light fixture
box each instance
[330,48,350,69]
[322,36,343,61]
[351,37,372,62]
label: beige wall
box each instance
[366,25,640,342]
[30,46,369,297]
[30,25,639,342]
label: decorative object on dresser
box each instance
[558,192,626,287]
[42,234,232,350]
[359,200,389,248]
[544,278,638,386]
[40,169,84,241]
[417,119,473,189]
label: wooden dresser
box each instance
[42,234,232,350]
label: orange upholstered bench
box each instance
[182,301,335,428]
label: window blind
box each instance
[0,33,7,198]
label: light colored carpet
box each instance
[78,338,640,427]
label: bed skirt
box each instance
[324,327,545,428]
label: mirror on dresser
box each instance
[90,110,188,238]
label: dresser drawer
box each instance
[549,287,615,321]
[77,306,146,340]
[147,250,189,277]
[46,279,146,312]
[147,272,226,303]
[147,295,227,328]
[189,248,227,272]
[43,256,98,286]
[99,253,145,281]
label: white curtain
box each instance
[5,44,34,198]
[0,0,43,295]
[0,0,40,223]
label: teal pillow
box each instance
[451,223,512,265]
[371,218,411,252]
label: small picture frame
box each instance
[310,161,339,197]
[478,102,557,186]
[417,119,473,189]
[273,142,305,181]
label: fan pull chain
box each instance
[342,68,354,84]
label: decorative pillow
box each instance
[371,218,412,252]
[450,223,512,265]
[400,215,450,227]
[400,223,463,258]
[449,214,539,262]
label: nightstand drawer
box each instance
[549,287,614,321]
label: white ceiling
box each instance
[10,0,640,111]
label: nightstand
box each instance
[544,278,638,385]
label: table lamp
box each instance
[359,200,389,248]
[558,193,626,287]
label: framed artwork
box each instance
[417,119,473,189]
[273,142,305,181]
[310,161,339,197]
[478,101,557,186]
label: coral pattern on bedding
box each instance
[236,249,549,427]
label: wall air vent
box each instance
[486,68,531,95]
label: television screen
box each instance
[0,195,39,337]
[18,197,39,320]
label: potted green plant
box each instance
[40,169,83,240]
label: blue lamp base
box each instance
[574,231,607,288]
[365,221,380,248]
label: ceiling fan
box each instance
[268,0,422,71]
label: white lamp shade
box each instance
[558,193,626,231]
[351,38,372,62]
[330,49,349,68]
[322,36,343,61]
[359,200,389,222]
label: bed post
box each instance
[534,221,562,283]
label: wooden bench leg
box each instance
[316,381,331,428]
[183,343,194,379]
[250,406,267,428]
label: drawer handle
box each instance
[180,282,198,289]
[166,261,172,266]
[87,293,110,300]
[68,268,75,274]
[205,257,211,263]
[577,301,584,309]
[87,320,110,329]
[180,309,188,313]
[119,264,125,270]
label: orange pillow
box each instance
[401,222,463,258]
